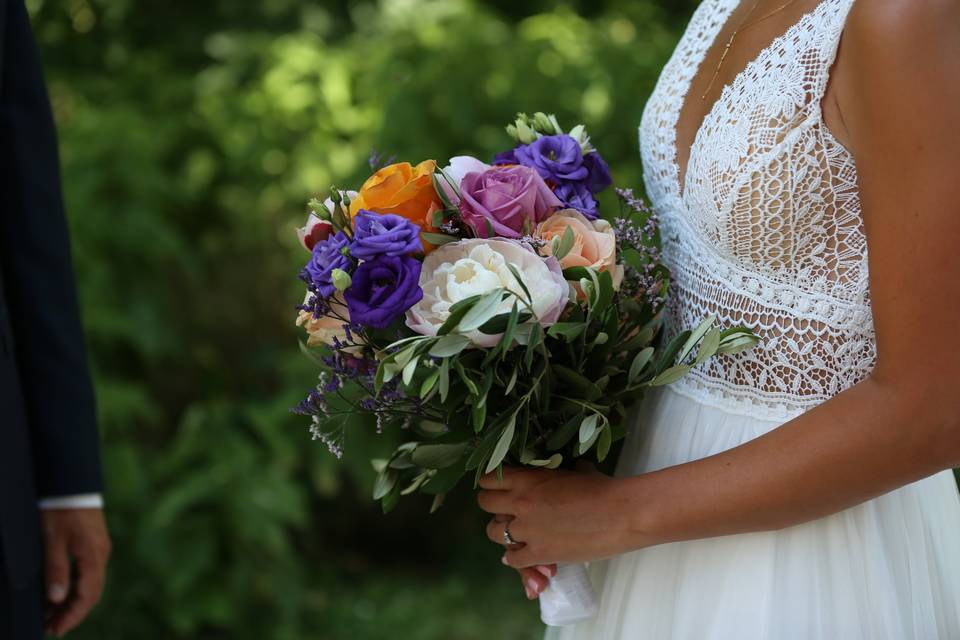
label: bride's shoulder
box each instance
[845,0,960,49]
[829,0,960,154]
[837,0,960,90]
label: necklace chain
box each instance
[700,0,800,100]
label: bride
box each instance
[476,0,960,637]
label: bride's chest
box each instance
[639,1,866,294]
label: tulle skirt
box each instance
[545,386,960,640]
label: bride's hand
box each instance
[478,462,651,568]
[491,514,557,599]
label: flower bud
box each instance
[331,268,353,292]
[532,112,563,136]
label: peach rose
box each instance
[349,160,443,250]
[536,209,624,290]
[296,294,361,353]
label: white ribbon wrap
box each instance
[538,562,599,626]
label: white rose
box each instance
[406,239,569,348]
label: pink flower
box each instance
[459,166,563,239]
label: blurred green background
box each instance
[26,0,703,638]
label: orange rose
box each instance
[349,160,443,250]
[537,209,624,290]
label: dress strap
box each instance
[816,0,857,97]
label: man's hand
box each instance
[41,509,111,637]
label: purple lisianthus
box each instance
[554,181,600,220]
[493,148,518,166]
[513,134,589,183]
[582,151,613,194]
[459,165,563,238]
[351,210,423,260]
[344,255,423,329]
[303,231,353,298]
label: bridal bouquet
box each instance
[291,112,757,624]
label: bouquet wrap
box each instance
[539,563,599,627]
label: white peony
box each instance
[406,239,570,348]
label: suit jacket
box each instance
[0,0,102,589]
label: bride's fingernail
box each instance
[524,586,534,599]
[527,578,539,594]
[501,555,509,566]
[535,566,553,579]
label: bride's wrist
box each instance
[616,471,670,551]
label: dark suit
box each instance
[0,1,102,637]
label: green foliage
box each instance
[28,0,692,637]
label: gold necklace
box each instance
[701,0,801,100]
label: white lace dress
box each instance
[547,0,960,637]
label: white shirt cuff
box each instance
[38,493,104,510]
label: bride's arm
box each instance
[478,0,960,570]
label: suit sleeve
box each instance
[0,0,102,497]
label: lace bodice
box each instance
[640,0,874,421]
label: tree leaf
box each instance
[678,315,716,363]
[420,369,441,399]
[596,425,612,462]
[438,294,482,335]
[372,468,398,500]
[472,401,486,433]
[526,454,563,469]
[525,323,543,369]
[499,302,520,358]
[562,266,593,282]
[453,360,479,395]
[477,310,532,335]
[429,334,472,358]
[649,364,692,387]
[694,328,722,365]
[504,366,519,395]
[552,364,601,400]
[402,355,420,386]
[554,225,576,260]
[592,269,615,315]
[654,329,691,374]
[484,412,517,474]
[459,289,505,332]
[421,231,460,246]
[547,322,587,342]
[628,347,655,385]
[411,442,468,469]
[547,413,583,451]
[578,413,599,443]
[717,329,760,355]
[438,358,450,402]
[506,263,533,303]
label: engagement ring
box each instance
[503,522,518,546]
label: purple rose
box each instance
[351,210,423,260]
[554,181,600,220]
[303,231,353,298]
[344,255,423,329]
[582,151,613,194]
[513,135,589,183]
[459,166,563,238]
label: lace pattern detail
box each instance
[640,0,873,421]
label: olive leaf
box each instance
[485,411,518,474]
[411,442,468,469]
[459,289,505,332]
